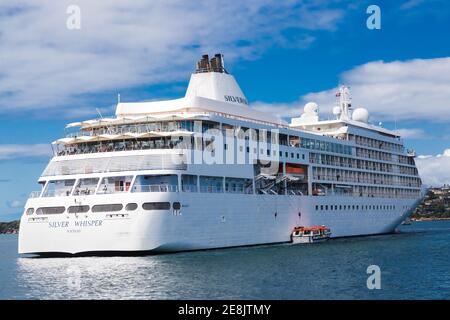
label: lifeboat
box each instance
[291,225,331,244]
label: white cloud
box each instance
[0,144,52,161]
[253,57,450,123]
[0,0,345,117]
[416,149,450,186]
[252,100,305,119]
[400,0,425,10]
[393,128,427,139]
[6,199,24,209]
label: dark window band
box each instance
[142,202,170,210]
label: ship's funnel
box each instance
[186,53,248,106]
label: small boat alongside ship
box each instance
[291,226,331,244]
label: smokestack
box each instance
[195,53,226,73]
[196,54,210,73]
[208,53,225,73]
[210,53,225,73]
[215,53,224,71]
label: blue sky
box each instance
[1,0,450,220]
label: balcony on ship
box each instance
[52,119,223,156]
[132,174,178,193]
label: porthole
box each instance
[173,202,181,210]
[125,203,138,211]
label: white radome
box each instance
[304,102,318,114]
[332,106,341,115]
[352,107,369,123]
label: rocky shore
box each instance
[412,186,450,221]
[0,220,19,234]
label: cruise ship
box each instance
[19,54,424,255]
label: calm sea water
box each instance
[0,221,449,300]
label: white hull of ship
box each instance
[18,193,421,255]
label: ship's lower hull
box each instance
[18,193,421,255]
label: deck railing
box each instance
[181,185,198,193]
[199,186,223,193]
[29,191,42,198]
[133,184,178,193]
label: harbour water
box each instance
[0,221,449,300]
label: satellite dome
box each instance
[304,102,318,114]
[332,106,341,115]
[352,108,369,123]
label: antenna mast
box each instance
[336,85,352,120]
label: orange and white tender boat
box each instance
[291,226,331,244]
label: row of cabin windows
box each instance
[38,175,254,197]
[301,138,352,155]
[310,153,419,177]
[66,120,351,154]
[315,204,397,211]
[233,134,352,155]
[26,202,180,215]
[350,134,404,153]
[230,145,306,161]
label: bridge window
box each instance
[42,179,75,197]
[200,176,223,193]
[182,174,197,192]
[225,177,253,194]
[133,174,178,193]
[73,178,99,196]
[97,176,133,194]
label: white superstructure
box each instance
[19,54,424,255]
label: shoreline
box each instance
[0,220,20,235]
[411,217,450,222]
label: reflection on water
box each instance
[16,256,173,299]
[2,221,450,299]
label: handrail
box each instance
[199,186,223,193]
[42,189,72,197]
[133,184,178,193]
[66,125,188,139]
[29,191,41,198]
[56,140,187,156]
[182,185,198,192]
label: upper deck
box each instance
[33,54,422,201]
[52,54,409,159]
